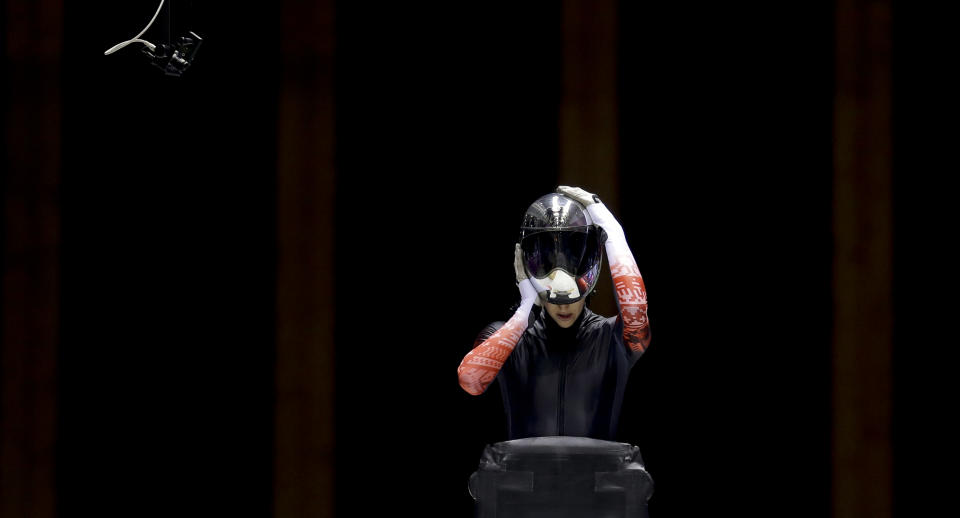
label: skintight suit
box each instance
[458,198,651,440]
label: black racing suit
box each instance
[474,304,643,441]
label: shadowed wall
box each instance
[4,1,945,517]
[1,2,61,517]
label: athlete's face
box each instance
[544,299,585,328]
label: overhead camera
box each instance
[104,0,202,77]
[142,31,202,77]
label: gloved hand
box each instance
[557,185,623,243]
[556,185,598,206]
[515,243,541,304]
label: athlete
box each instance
[458,185,651,440]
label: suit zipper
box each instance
[557,355,567,435]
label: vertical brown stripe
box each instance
[560,0,620,318]
[832,1,893,517]
[1,2,62,517]
[274,1,335,517]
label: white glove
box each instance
[557,185,598,207]
[557,185,623,242]
[514,243,541,304]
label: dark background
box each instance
[2,0,954,516]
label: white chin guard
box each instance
[535,269,581,300]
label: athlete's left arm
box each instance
[558,186,651,353]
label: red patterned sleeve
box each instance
[457,298,534,395]
[588,203,651,354]
[608,246,651,353]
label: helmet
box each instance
[518,193,603,304]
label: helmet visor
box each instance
[520,228,602,303]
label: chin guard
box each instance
[533,268,582,302]
[142,31,202,76]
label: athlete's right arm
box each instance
[457,245,540,395]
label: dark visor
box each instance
[521,230,590,280]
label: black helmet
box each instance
[519,193,603,304]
